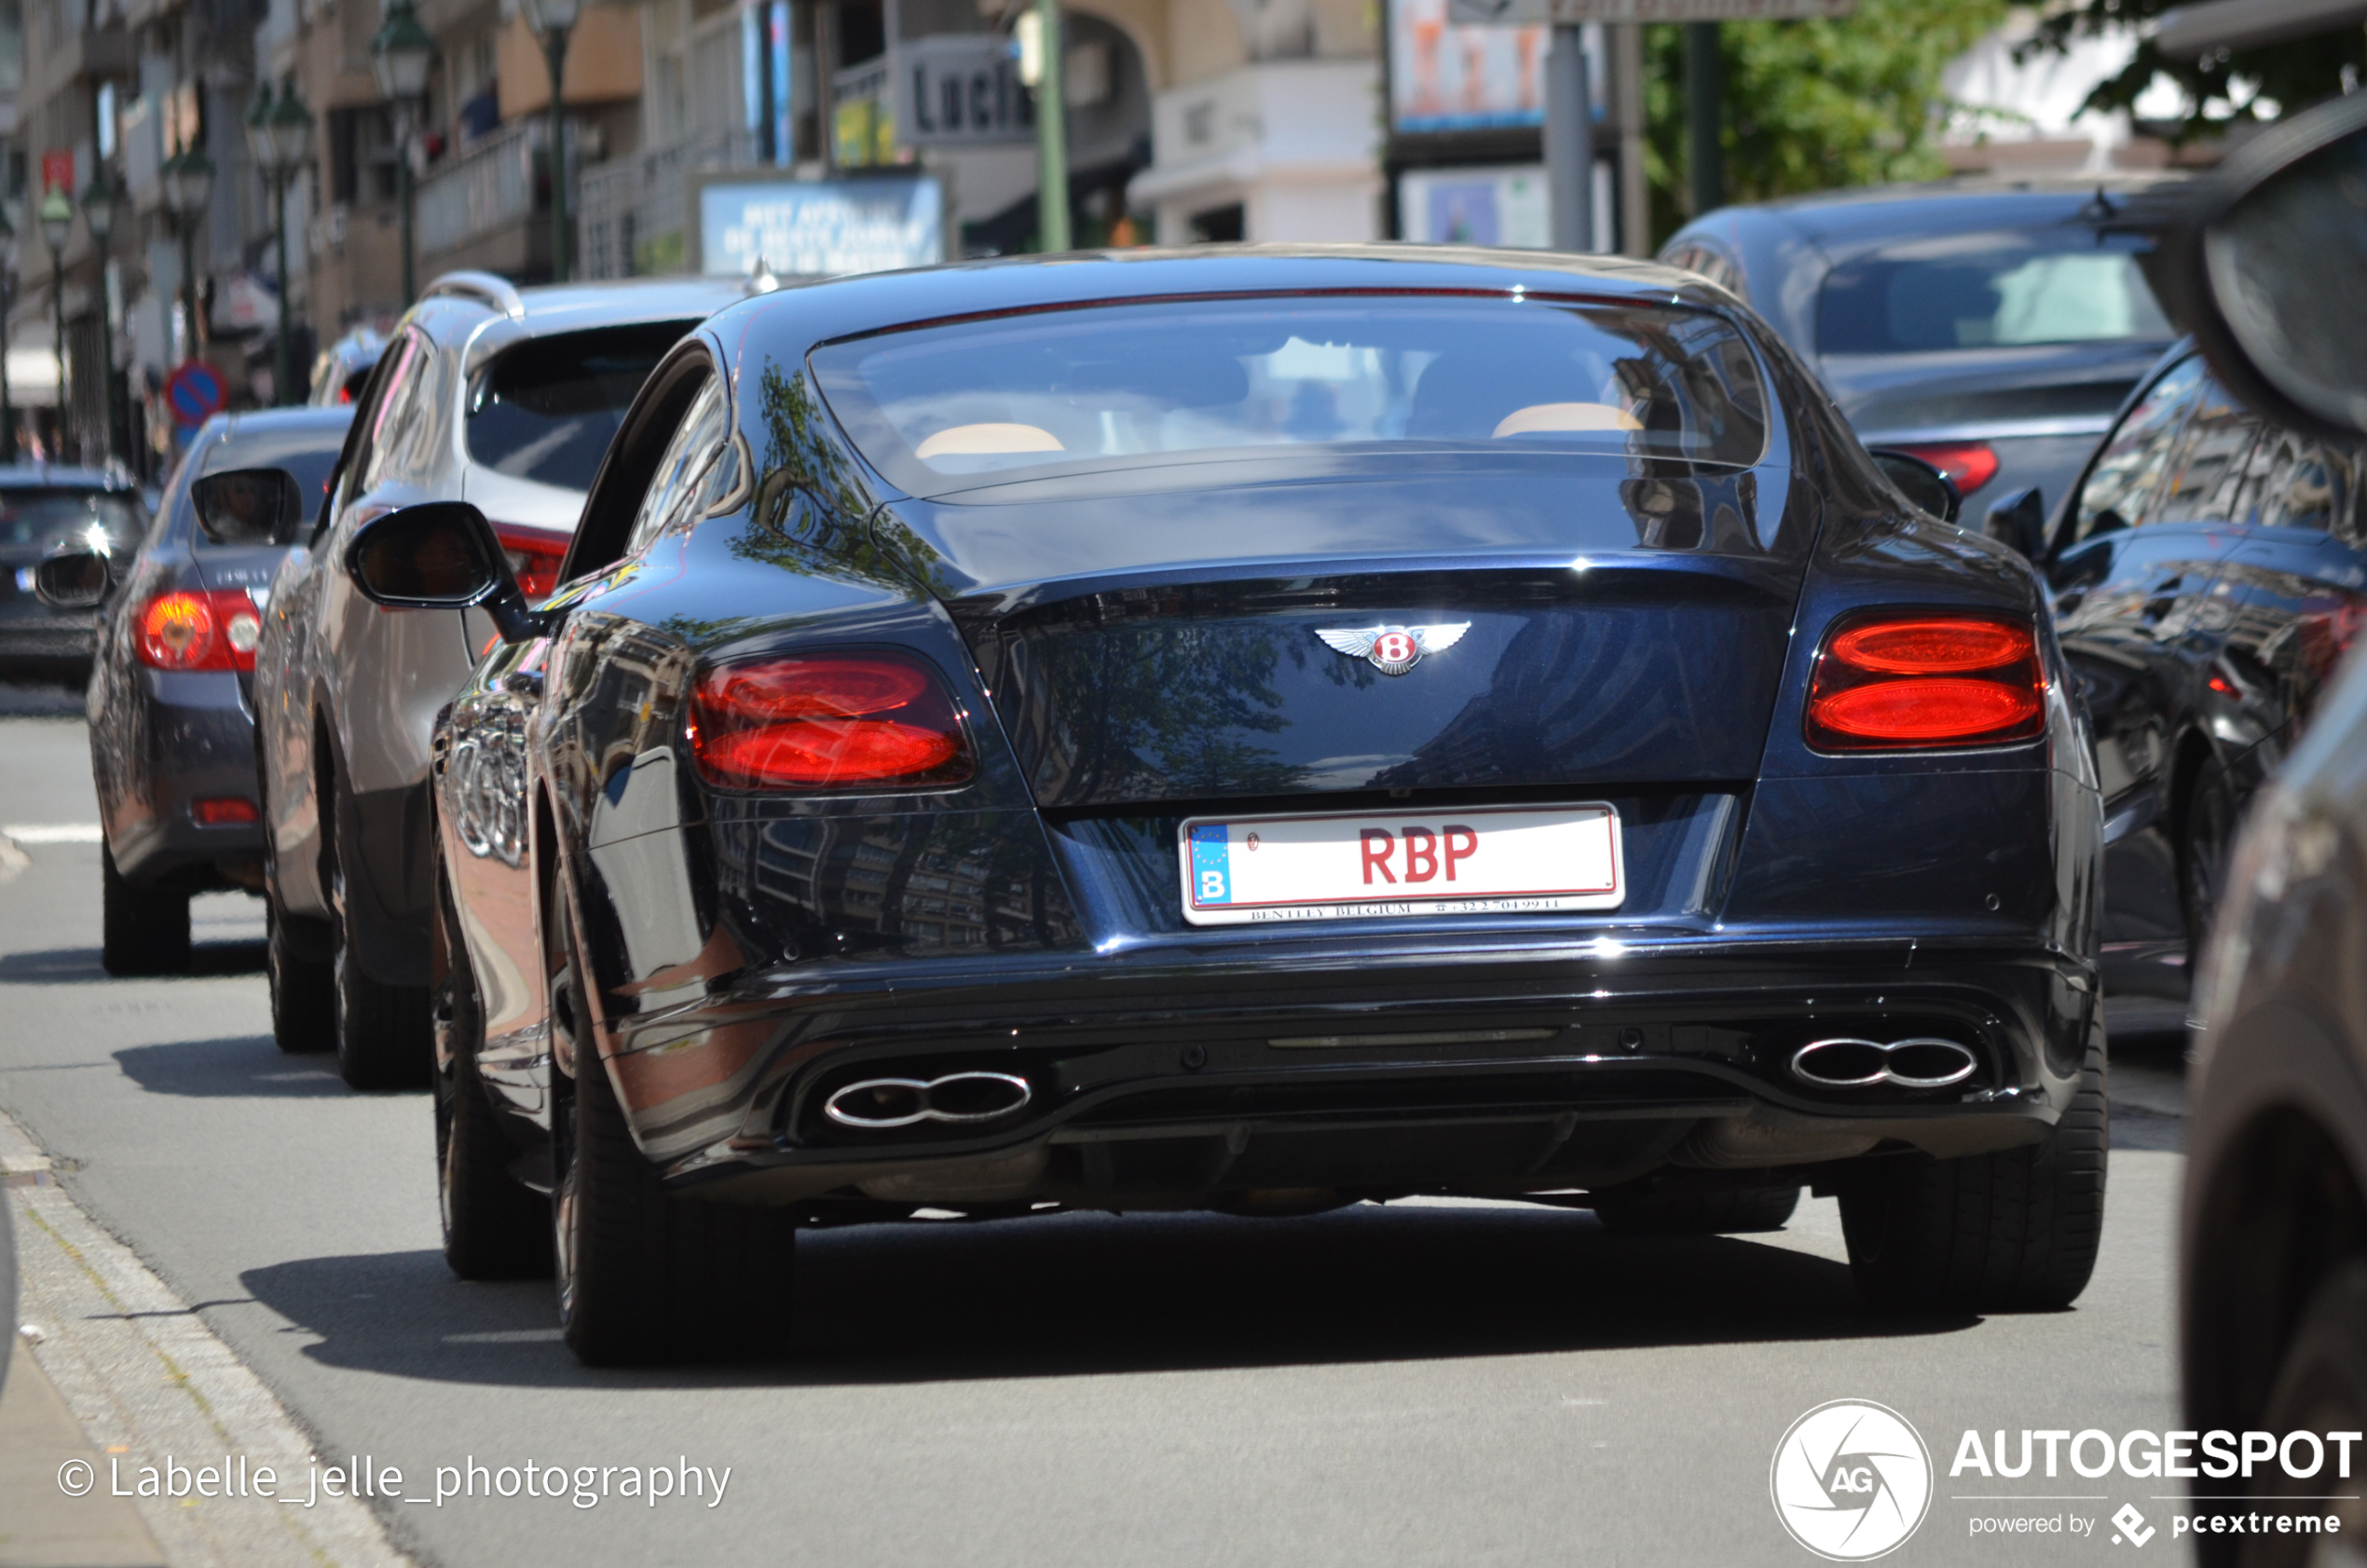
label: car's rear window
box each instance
[1817,229,2171,355]
[811,294,1771,495]
[0,488,143,551]
[465,321,695,491]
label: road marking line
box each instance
[2,1107,412,1568]
[4,823,103,843]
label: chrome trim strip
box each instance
[1856,416,2115,444]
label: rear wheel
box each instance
[1593,1179,1800,1234]
[550,935,794,1366]
[433,866,550,1279]
[1839,1024,2107,1312]
[327,805,431,1090]
[266,898,335,1053]
[100,844,189,976]
[2182,756,2237,954]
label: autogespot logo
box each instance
[1772,1400,1935,1561]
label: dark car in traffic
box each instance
[0,464,147,678]
[47,409,351,974]
[2016,341,2366,1006]
[349,246,2107,1365]
[1661,179,2182,518]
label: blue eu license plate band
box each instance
[1188,822,1234,907]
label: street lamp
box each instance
[0,200,18,463]
[162,146,216,367]
[371,0,433,308]
[520,0,583,282]
[248,77,315,407]
[80,170,117,467]
[39,187,68,458]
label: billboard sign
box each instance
[1389,0,1547,134]
[895,34,1034,146]
[698,176,946,278]
[1398,165,1552,247]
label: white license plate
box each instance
[1178,804,1624,926]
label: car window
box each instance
[2071,358,2205,545]
[1818,228,2171,355]
[2235,429,2359,538]
[623,375,734,557]
[2153,377,2261,526]
[812,293,1772,496]
[0,489,144,552]
[464,322,695,493]
[349,329,425,502]
[1664,242,1746,302]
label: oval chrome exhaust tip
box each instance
[825,1071,1033,1129]
[1789,1037,1978,1091]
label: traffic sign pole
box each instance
[1546,25,1594,251]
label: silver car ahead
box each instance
[254,270,758,1089]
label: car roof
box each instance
[199,406,355,474]
[0,462,136,492]
[407,273,762,348]
[707,244,1731,361]
[1708,175,2186,246]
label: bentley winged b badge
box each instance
[1315,623,1471,676]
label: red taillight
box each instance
[1892,442,2000,498]
[192,798,259,825]
[137,591,263,673]
[493,524,568,599]
[690,653,976,791]
[1806,614,2044,751]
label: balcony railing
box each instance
[577,130,759,280]
[416,116,585,260]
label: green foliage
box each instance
[1643,0,2010,246]
[2023,1,2364,144]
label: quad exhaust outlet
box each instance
[1788,1037,1979,1091]
[825,1071,1033,1129]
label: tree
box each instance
[1643,0,2009,245]
[2022,0,2364,144]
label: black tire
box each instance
[327,819,431,1091]
[551,941,794,1366]
[2182,755,2237,954]
[433,868,552,1279]
[2235,1261,2367,1566]
[101,843,189,976]
[1594,1179,1801,1234]
[1840,1024,2108,1312]
[266,898,335,1053]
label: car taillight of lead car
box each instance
[1805,613,2046,751]
[135,591,264,673]
[689,652,977,791]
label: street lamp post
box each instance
[520,0,582,283]
[80,171,117,468]
[38,188,68,460]
[162,146,216,367]
[248,77,316,407]
[371,0,433,308]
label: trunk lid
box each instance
[895,458,1812,810]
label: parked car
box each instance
[348,245,2107,1364]
[0,464,147,680]
[33,409,350,974]
[253,269,759,1090]
[308,327,387,407]
[1661,178,2182,516]
[2142,87,2367,1555]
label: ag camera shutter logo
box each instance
[1771,1399,1934,1561]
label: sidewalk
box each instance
[0,1339,167,1568]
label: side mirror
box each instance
[34,549,111,610]
[345,502,546,642]
[192,469,308,546]
[2154,90,2367,442]
[1867,447,1963,525]
[1982,486,2047,559]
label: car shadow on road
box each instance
[114,1035,353,1097]
[0,941,267,983]
[236,1204,1978,1391]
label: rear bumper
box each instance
[592,930,2094,1208]
[105,671,267,890]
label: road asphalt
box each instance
[0,714,2197,1568]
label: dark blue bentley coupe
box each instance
[344,246,2107,1364]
